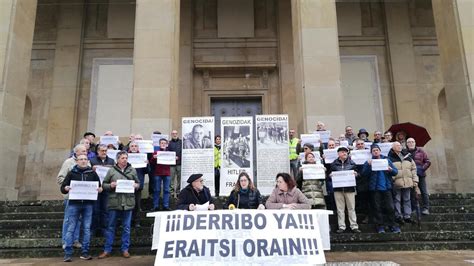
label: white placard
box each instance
[323,148,338,164]
[364,142,373,149]
[302,164,326,180]
[68,180,99,200]
[371,159,389,171]
[299,152,321,163]
[157,151,176,165]
[115,179,135,193]
[128,153,148,168]
[256,115,290,195]
[106,149,120,161]
[135,140,154,153]
[340,140,349,147]
[95,166,110,184]
[147,210,329,265]
[331,170,356,188]
[378,142,393,156]
[152,134,170,146]
[195,201,210,211]
[350,149,372,165]
[100,136,119,148]
[301,133,321,148]
[315,130,331,143]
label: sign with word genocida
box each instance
[148,209,329,265]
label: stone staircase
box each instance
[0,193,473,258]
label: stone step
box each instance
[0,246,156,259]
[428,193,474,199]
[330,240,474,252]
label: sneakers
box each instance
[391,226,402,233]
[377,226,385,234]
[395,217,405,225]
[336,228,345,234]
[73,241,82,249]
[351,228,361,233]
[98,252,111,259]
[122,251,131,258]
[80,254,92,260]
[421,209,430,215]
[63,256,72,262]
[404,218,413,224]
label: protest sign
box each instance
[372,159,389,171]
[128,153,148,168]
[378,142,393,156]
[181,117,215,195]
[152,134,170,146]
[302,164,325,180]
[195,201,210,211]
[350,150,372,165]
[220,117,253,196]
[147,209,331,265]
[68,181,99,200]
[100,136,119,148]
[157,151,176,165]
[323,148,338,164]
[95,166,110,184]
[340,140,349,147]
[331,170,356,188]
[256,115,289,195]
[364,142,373,149]
[116,180,135,193]
[135,140,154,153]
[299,152,321,163]
[315,131,331,143]
[106,149,119,161]
[301,134,320,148]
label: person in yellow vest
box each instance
[289,129,302,179]
[214,135,221,197]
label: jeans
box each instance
[393,188,412,219]
[290,159,299,180]
[104,209,132,253]
[153,175,171,209]
[92,192,108,234]
[62,199,81,247]
[371,190,396,227]
[64,202,94,256]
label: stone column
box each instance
[132,0,180,135]
[432,0,474,192]
[41,1,85,199]
[384,0,422,123]
[291,0,346,133]
[0,0,37,200]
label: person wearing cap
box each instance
[361,144,400,234]
[176,174,215,211]
[329,146,360,233]
[83,132,97,153]
[357,128,370,142]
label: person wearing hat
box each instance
[176,174,215,211]
[357,128,370,142]
[361,144,400,234]
[329,146,360,233]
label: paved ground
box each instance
[0,250,473,265]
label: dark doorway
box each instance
[211,97,262,136]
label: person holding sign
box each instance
[297,152,326,209]
[329,147,360,233]
[99,151,139,259]
[224,172,264,210]
[361,144,400,234]
[149,139,172,211]
[352,138,371,224]
[388,142,419,224]
[61,154,102,262]
[128,142,148,227]
[176,174,215,211]
[266,173,311,210]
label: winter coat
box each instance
[150,149,171,176]
[388,150,419,189]
[361,155,398,191]
[328,158,357,193]
[265,187,311,209]
[176,184,214,210]
[408,147,431,177]
[60,165,101,204]
[168,138,182,165]
[224,189,262,209]
[102,163,139,211]
[90,156,115,167]
[57,156,91,186]
[297,162,325,207]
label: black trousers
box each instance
[356,191,371,219]
[214,168,220,197]
[370,190,396,227]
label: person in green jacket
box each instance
[214,135,221,197]
[98,151,139,259]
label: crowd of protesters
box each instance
[57,121,431,261]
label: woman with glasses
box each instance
[224,172,265,210]
[176,174,215,211]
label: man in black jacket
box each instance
[176,174,215,211]
[168,130,182,198]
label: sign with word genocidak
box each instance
[148,209,328,265]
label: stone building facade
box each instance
[0,0,472,200]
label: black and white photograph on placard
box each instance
[256,121,288,146]
[182,123,213,149]
[222,125,251,168]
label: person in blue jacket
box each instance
[362,144,400,234]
